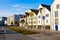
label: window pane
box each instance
[55,18,58,24]
[56,4,60,9]
[39,20,40,23]
[39,16,41,18]
[55,11,58,17]
[34,21,36,23]
[46,20,48,23]
[46,14,49,17]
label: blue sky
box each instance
[0,0,54,17]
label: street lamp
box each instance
[42,16,45,32]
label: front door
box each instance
[55,25,58,31]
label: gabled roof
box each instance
[21,14,26,18]
[30,9,39,15]
[41,4,51,11]
[25,12,29,16]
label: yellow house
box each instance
[26,9,38,29]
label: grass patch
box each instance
[9,27,40,35]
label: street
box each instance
[0,26,18,34]
[0,26,60,40]
[0,26,18,40]
[0,26,35,40]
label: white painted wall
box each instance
[37,11,42,25]
[38,5,50,26]
[51,0,60,31]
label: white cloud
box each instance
[12,5,20,8]
[11,4,38,14]
[0,4,38,17]
[12,4,36,9]
[16,9,20,11]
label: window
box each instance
[31,18,33,20]
[39,20,40,23]
[31,22,33,24]
[55,11,58,17]
[30,13,34,17]
[56,4,60,9]
[46,14,49,17]
[55,18,58,24]
[39,16,41,18]
[46,20,48,23]
[34,21,36,23]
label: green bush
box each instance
[9,27,39,35]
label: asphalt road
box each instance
[0,26,35,40]
[1,26,60,40]
[0,26,18,34]
[0,26,18,40]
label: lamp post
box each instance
[42,16,45,32]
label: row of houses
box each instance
[20,4,50,30]
[0,14,22,26]
[5,14,22,26]
[20,0,60,31]
[0,0,60,31]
